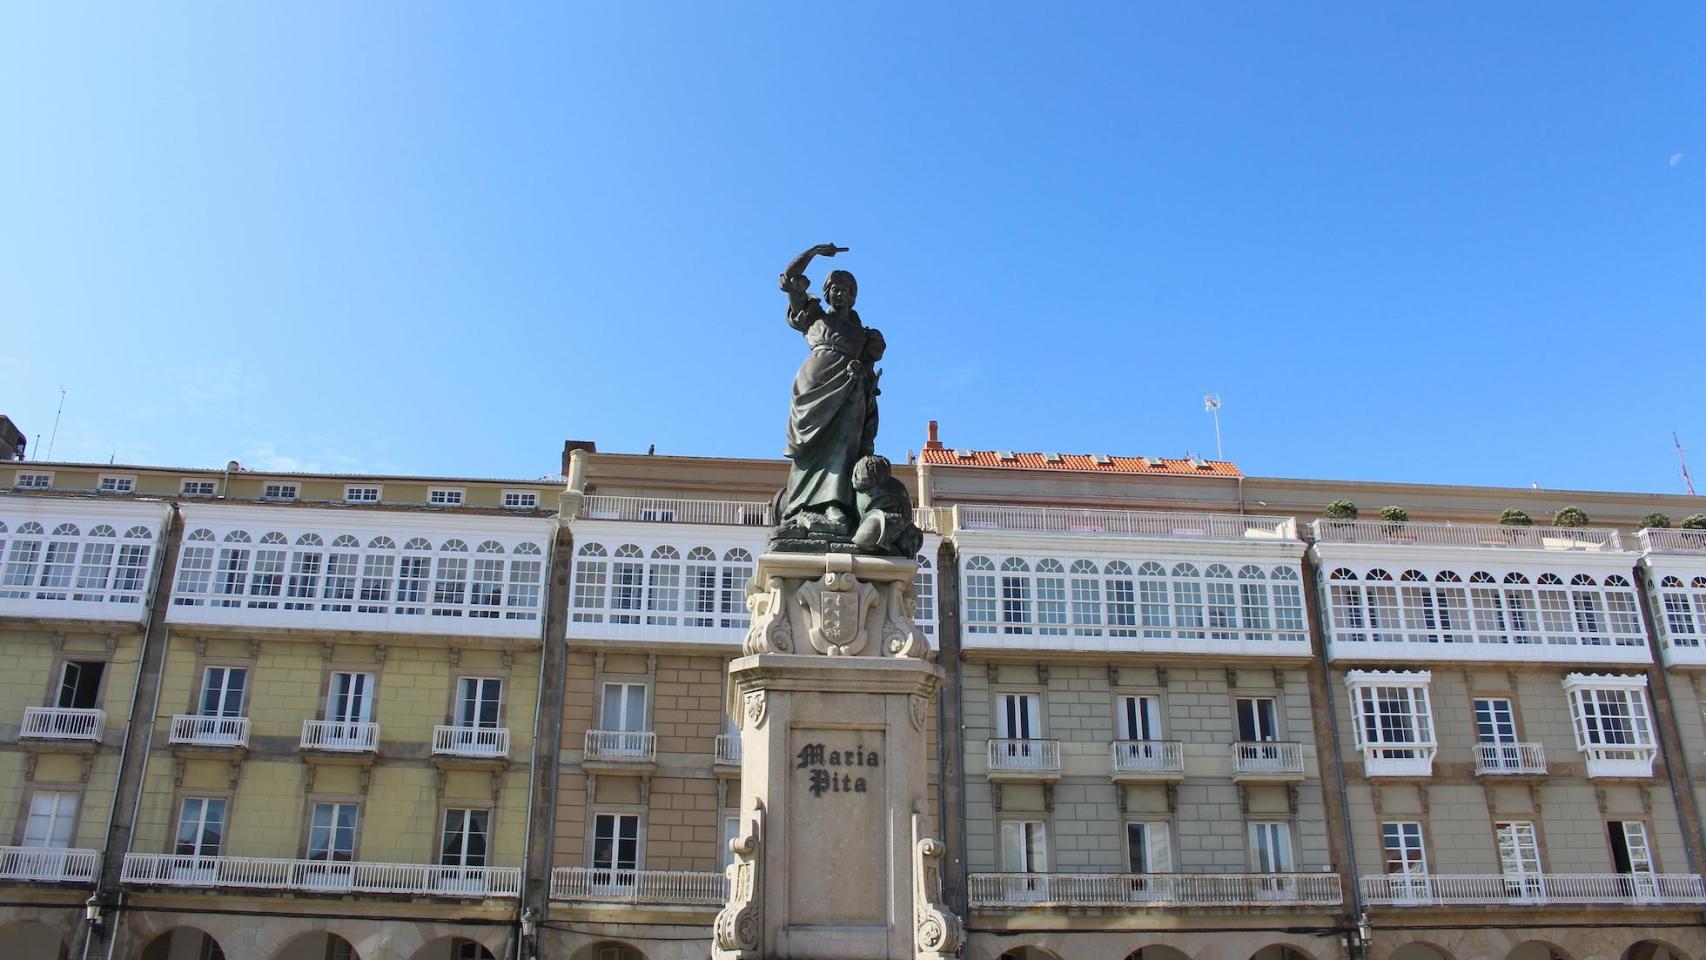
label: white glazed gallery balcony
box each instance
[550,866,728,905]
[432,725,510,759]
[121,853,520,898]
[1359,872,1706,906]
[0,846,100,883]
[953,504,1298,541]
[1474,742,1546,776]
[1359,744,1437,778]
[1110,740,1184,781]
[986,738,1062,781]
[169,715,251,749]
[967,872,1342,908]
[18,707,105,742]
[1230,741,1305,781]
[1580,745,1657,779]
[0,500,167,624]
[299,720,379,753]
[578,495,772,527]
[584,729,656,764]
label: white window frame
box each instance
[23,791,77,848]
[199,666,248,718]
[590,811,641,873]
[1495,821,1543,899]
[1000,820,1049,873]
[343,485,381,504]
[261,482,299,502]
[1564,673,1656,777]
[175,797,228,857]
[14,471,52,489]
[98,474,136,494]
[307,801,359,862]
[1125,821,1172,874]
[180,479,216,497]
[456,677,503,729]
[1118,694,1163,741]
[428,487,465,506]
[439,808,490,868]
[996,691,1043,740]
[502,490,539,510]
[1248,821,1294,873]
[600,682,649,732]
[1346,670,1436,776]
[1381,821,1429,899]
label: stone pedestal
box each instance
[714,553,962,960]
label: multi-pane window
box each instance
[307,802,358,861]
[570,542,752,632]
[440,809,490,867]
[0,520,156,604]
[170,526,544,622]
[1609,821,1655,875]
[1347,672,1436,774]
[1474,698,1516,744]
[429,488,465,506]
[23,792,77,848]
[1658,576,1706,648]
[502,491,539,510]
[15,472,52,489]
[997,693,1041,740]
[200,667,247,718]
[1326,567,1644,648]
[1565,677,1655,766]
[1382,822,1427,877]
[1496,821,1542,898]
[457,678,502,728]
[326,672,375,730]
[98,475,135,493]
[175,798,227,856]
[1000,821,1048,873]
[181,479,216,497]
[344,486,380,503]
[592,813,639,872]
[262,483,299,501]
[963,555,1307,645]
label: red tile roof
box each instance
[918,447,1241,478]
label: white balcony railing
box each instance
[579,495,771,527]
[1639,528,1706,554]
[1111,740,1184,775]
[1475,742,1546,775]
[715,734,742,766]
[585,729,656,763]
[299,720,379,753]
[955,505,1297,541]
[121,853,519,898]
[0,846,100,883]
[550,867,728,904]
[1231,741,1304,776]
[986,739,1062,775]
[1313,519,1623,552]
[432,725,510,759]
[170,715,251,749]
[1360,872,1706,906]
[19,707,105,742]
[968,872,1342,908]
[1582,744,1657,779]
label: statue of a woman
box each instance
[771,243,885,548]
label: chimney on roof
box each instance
[561,440,598,476]
[0,416,24,461]
[924,420,943,451]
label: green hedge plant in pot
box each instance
[1324,499,1359,521]
[1553,506,1590,528]
[1682,514,1706,530]
[1638,513,1671,530]
[1498,509,1533,526]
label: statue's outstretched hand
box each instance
[813,243,848,257]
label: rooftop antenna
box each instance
[1677,433,1696,496]
[1203,393,1223,461]
[46,386,66,461]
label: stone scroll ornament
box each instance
[741,575,793,656]
[713,802,764,960]
[768,243,925,558]
[911,811,964,959]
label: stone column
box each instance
[714,553,962,960]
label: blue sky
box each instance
[3,5,1702,494]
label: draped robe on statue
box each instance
[779,295,882,525]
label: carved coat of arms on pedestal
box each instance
[796,568,881,656]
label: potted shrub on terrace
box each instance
[1379,506,1413,542]
[1637,513,1671,530]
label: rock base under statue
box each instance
[714,555,961,960]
